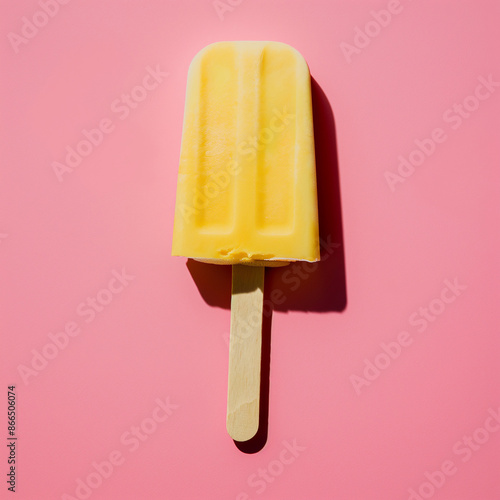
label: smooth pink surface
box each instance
[1,1,499,499]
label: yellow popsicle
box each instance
[172,41,319,265]
[172,42,320,442]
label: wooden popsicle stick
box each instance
[226,265,265,442]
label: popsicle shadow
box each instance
[187,77,347,313]
[269,78,347,312]
[185,77,346,452]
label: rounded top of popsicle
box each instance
[188,41,311,75]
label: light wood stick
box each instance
[226,265,265,441]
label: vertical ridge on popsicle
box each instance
[257,43,296,235]
[198,43,237,232]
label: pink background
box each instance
[1,1,499,499]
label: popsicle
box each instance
[172,41,320,441]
